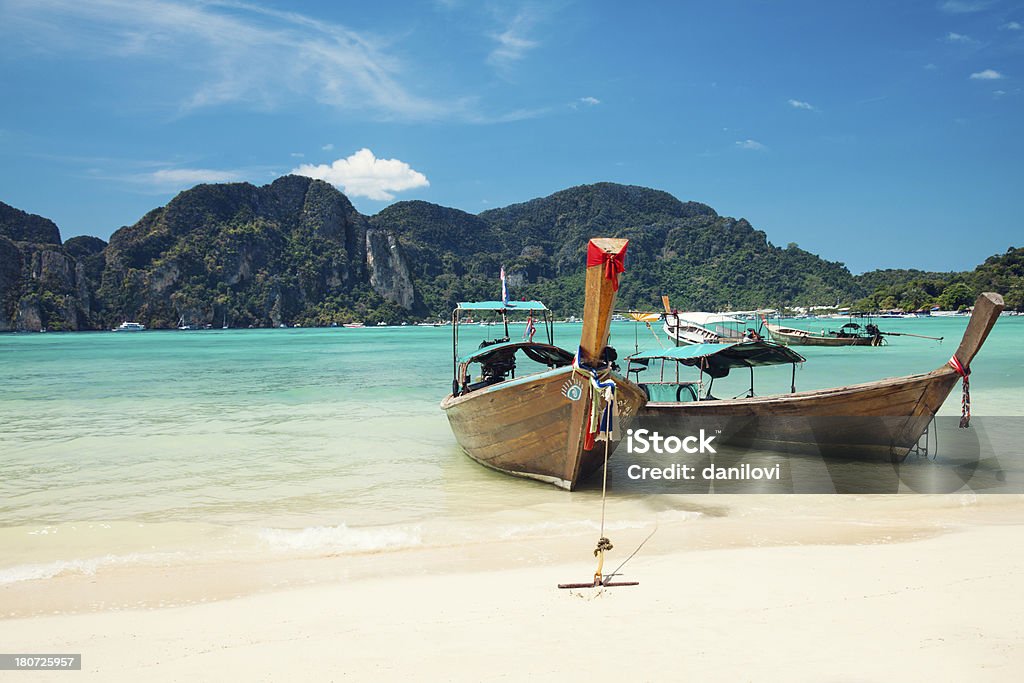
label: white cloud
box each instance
[788,99,815,110]
[579,96,600,106]
[487,11,539,68]
[1002,21,1022,30]
[735,139,766,151]
[0,0,450,120]
[970,69,1005,79]
[938,0,994,13]
[131,167,243,190]
[944,31,976,43]
[292,148,429,200]
[290,152,305,158]
[322,143,334,151]
[924,62,938,70]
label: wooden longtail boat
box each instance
[762,318,884,346]
[631,293,1004,460]
[440,239,647,490]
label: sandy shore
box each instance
[2,509,1023,682]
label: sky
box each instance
[0,0,1021,273]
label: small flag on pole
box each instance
[500,266,509,305]
[524,315,536,341]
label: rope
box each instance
[947,356,971,428]
[647,321,665,348]
[602,524,658,586]
[599,428,611,539]
[593,394,613,584]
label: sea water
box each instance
[1,317,1022,600]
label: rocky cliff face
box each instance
[4,179,925,330]
[0,202,98,331]
[96,176,414,328]
[366,228,416,311]
[0,235,23,331]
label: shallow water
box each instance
[1,317,1022,588]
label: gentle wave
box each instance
[257,523,423,553]
[0,552,180,585]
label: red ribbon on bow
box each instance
[948,355,971,428]
[586,241,628,291]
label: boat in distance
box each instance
[440,238,647,491]
[630,293,1004,461]
[112,321,146,332]
[660,296,752,345]
[762,318,885,346]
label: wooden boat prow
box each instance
[440,237,646,490]
[947,291,1002,369]
[579,238,628,363]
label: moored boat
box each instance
[630,293,1003,460]
[112,321,146,332]
[440,238,647,490]
[661,297,749,345]
[762,318,884,346]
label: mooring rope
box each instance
[592,385,614,584]
[602,524,658,587]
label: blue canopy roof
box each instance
[456,300,548,312]
[629,341,804,379]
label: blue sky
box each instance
[0,0,1021,273]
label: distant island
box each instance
[1,178,1021,331]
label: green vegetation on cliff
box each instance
[1,181,1021,331]
[852,248,1023,312]
[0,201,96,331]
[381,183,860,315]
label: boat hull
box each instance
[441,366,646,490]
[641,368,960,460]
[765,325,877,346]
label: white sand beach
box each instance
[3,495,1023,682]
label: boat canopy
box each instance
[629,341,805,379]
[456,301,548,312]
[458,340,573,367]
[671,311,744,326]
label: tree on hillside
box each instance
[937,282,975,311]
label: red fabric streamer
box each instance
[947,355,971,428]
[587,241,628,291]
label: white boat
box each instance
[113,321,146,332]
[176,315,194,331]
[663,311,748,345]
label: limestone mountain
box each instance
[380,182,859,315]
[0,201,98,331]
[2,178,1020,331]
[97,175,414,328]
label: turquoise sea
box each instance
[1,316,1023,604]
